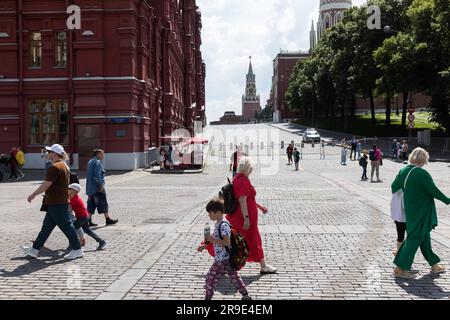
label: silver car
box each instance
[303,129,321,143]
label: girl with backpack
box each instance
[198,198,252,300]
[359,150,368,181]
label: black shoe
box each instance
[242,295,252,300]
[97,240,107,250]
[89,220,98,227]
[105,218,118,225]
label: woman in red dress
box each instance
[226,156,277,274]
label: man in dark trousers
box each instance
[350,137,358,160]
[86,149,118,226]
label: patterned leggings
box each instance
[205,259,248,300]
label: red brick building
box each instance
[0,0,205,170]
[272,51,310,122]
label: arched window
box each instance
[334,11,344,25]
[323,13,333,29]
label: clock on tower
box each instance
[242,56,261,121]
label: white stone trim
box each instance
[22,152,145,170]
[73,115,151,120]
[320,3,352,11]
[23,77,69,81]
[0,115,19,120]
[23,153,79,170]
[104,152,145,170]
[72,76,147,83]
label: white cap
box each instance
[45,144,65,155]
[69,183,81,193]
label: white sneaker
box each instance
[22,245,38,258]
[64,249,83,260]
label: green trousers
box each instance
[394,232,440,270]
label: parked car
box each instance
[303,129,321,143]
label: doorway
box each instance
[77,124,102,171]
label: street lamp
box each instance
[383,26,399,35]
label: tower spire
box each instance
[248,56,254,75]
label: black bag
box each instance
[219,178,238,214]
[369,150,376,161]
[358,157,366,167]
[69,172,79,184]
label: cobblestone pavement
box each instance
[1,124,449,300]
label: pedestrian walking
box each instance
[340,140,348,166]
[8,147,19,181]
[198,198,252,300]
[392,148,450,278]
[15,147,25,180]
[229,146,243,178]
[167,144,174,170]
[68,183,107,251]
[369,145,383,182]
[395,141,401,162]
[293,147,300,171]
[401,140,409,163]
[350,137,358,160]
[286,144,293,165]
[356,140,362,160]
[86,149,118,226]
[359,150,368,181]
[159,148,166,170]
[22,144,83,260]
[391,139,398,160]
[227,157,277,274]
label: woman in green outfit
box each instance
[392,147,450,279]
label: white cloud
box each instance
[198,0,368,122]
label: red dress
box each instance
[226,173,264,263]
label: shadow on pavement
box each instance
[194,273,262,296]
[0,247,70,277]
[395,273,450,299]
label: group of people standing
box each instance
[0,147,25,181]
[392,139,409,163]
[158,145,174,170]
[22,145,117,260]
[286,144,301,171]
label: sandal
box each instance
[431,264,446,274]
[393,269,416,279]
[260,265,277,274]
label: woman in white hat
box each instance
[23,144,83,260]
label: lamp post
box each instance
[383,26,399,35]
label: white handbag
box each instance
[390,167,417,222]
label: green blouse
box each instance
[391,165,450,237]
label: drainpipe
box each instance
[161,26,168,145]
[18,0,23,150]
[66,0,75,166]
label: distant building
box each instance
[310,0,352,51]
[241,57,261,121]
[271,51,310,122]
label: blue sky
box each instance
[197,0,368,122]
